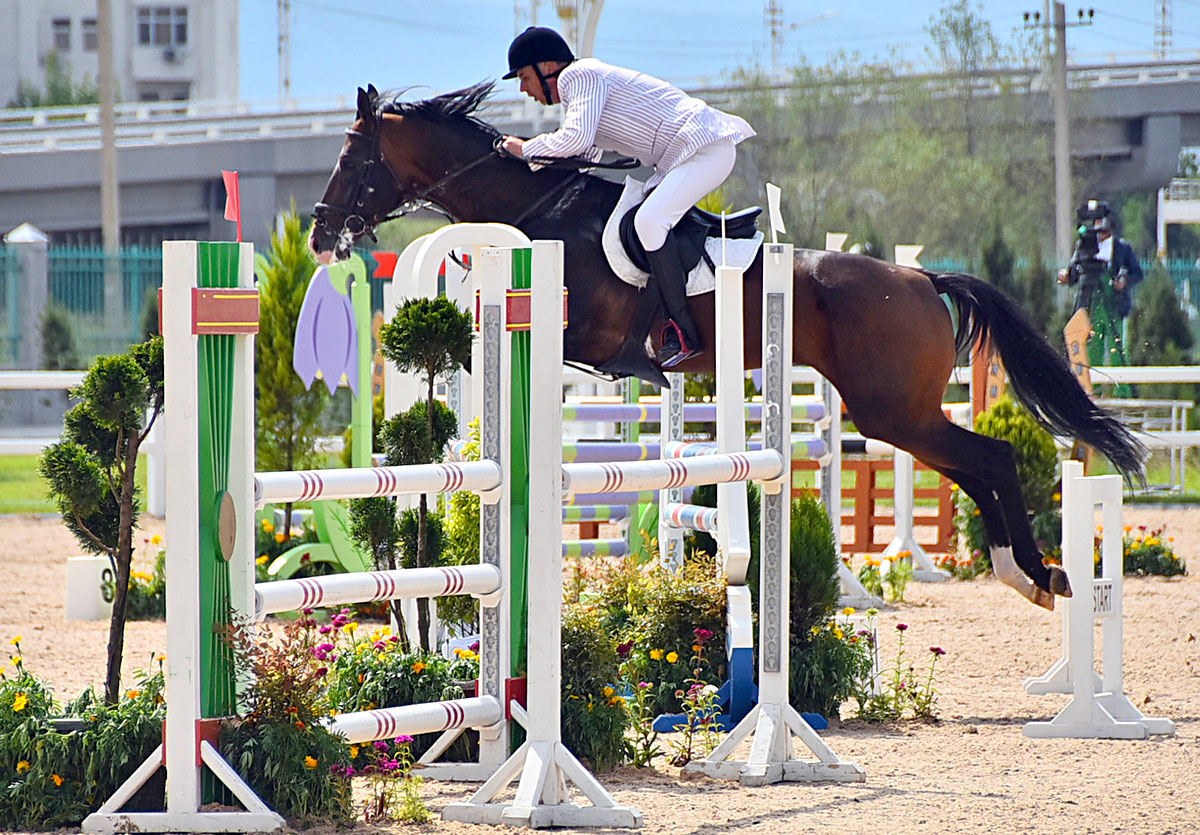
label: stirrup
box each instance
[656,320,703,368]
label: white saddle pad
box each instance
[601,176,764,297]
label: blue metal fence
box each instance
[0,245,163,365]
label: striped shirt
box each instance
[521,58,755,189]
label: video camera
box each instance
[1072,200,1112,265]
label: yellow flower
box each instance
[1052,492,1061,502]
[16,760,30,774]
[649,649,663,661]
[10,656,21,667]
[1123,525,1132,533]
[884,554,897,562]
[126,690,141,700]
[834,627,844,640]
[411,661,426,674]
[274,532,286,543]
[304,755,318,770]
[898,550,912,559]
[350,745,359,758]
[151,535,162,545]
[261,520,274,532]
[601,686,615,699]
[666,651,678,663]
[256,555,269,566]
[51,773,63,786]
[841,607,855,616]
[9,636,20,646]
[342,621,358,633]
[155,654,166,662]
[691,643,702,652]
[13,692,28,712]
[131,571,153,583]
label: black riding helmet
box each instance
[504,27,574,103]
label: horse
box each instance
[309,82,1146,612]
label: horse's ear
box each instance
[356,87,376,127]
[367,83,379,99]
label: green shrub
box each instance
[1121,526,1187,577]
[322,615,478,762]
[593,555,727,717]
[122,546,166,620]
[561,605,627,772]
[224,615,352,823]
[0,646,165,830]
[779,494,862,717]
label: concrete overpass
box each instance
[1,60,1198,252]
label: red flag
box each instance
[221,169,242,242]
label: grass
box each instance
[0,454,149,514]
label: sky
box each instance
[238,0,1200,103]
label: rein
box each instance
[318,117,638,245]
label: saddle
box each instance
[618,202,763,276]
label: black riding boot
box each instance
[594,286,670,388]
[646,231,704,368]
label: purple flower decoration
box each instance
[293,264,361,397]
[394,735,414,745]
[616,640,633,658]
[930,646,946,656]
[373,740,389,751]
[896,623,908,632]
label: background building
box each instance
[0,0,239,106]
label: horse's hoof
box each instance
[1031,586,1056,611]
[1047,565,1073,598]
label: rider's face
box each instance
[516,64,554,105]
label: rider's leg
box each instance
[634,139,737,366]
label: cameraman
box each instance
[1057,199,1143,319]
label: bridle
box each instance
[313,124,498,244]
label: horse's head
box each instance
[310,85,405,264]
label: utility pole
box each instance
[1052,2,1071,262]
[766,0,783,77]
[1024,4,1093,261]
[278,0,291,104]
[1155,0,1172,58]
[97,0,122,322]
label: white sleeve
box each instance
[521,67,607,161]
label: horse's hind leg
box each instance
[871,418,1068,611]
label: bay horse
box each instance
[310,82,1145,611]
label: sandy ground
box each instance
[1,509,1198,835]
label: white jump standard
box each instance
[1023,460,1176,739]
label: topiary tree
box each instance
[255,209,330,535]
[38,336,164,704]
[377,297,473,651]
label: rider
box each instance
[499,26,755,369]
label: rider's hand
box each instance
[1056,268,1071,285]
[1113,267,1127,291]
[501,136,525,158]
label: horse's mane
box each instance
[377,81,500,139]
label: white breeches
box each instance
[633,139,737,252]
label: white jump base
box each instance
[1022,460,1176,739]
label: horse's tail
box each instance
[927,271,1147,483]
